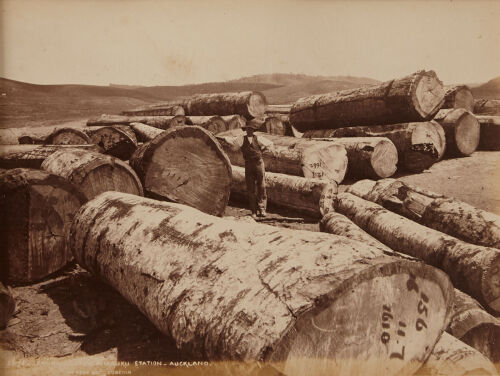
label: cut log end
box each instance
[270,260,453,376]
[89,126,138,160]
[404,121,445,171]
[370,139,398,178]
[451,87,474,112]
[455,112,480,156]
[248,92,267,119]
[412,71,445,118]
[45,128,91,145]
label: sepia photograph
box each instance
[0,0,499,375]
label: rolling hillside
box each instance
[470,76,500,99]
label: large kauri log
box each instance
[415,332,497,376]
[217,130,348,184]
[41,149,143,200]
[44,127,91,145]
[346,178,500,249]
[0,145,102,169]
[334,192,500,314]
[129,125,231,216]
[476,115,500,150]
[304,121,446,173]
[121,104,185,116]
[87,114,186,129]
[0,168,86,284]
[70,191,454,375]
[433,108,480,157]
[0,282,15,328]
[290,70,445,132]
[474,99,500,115]
[87,125,138,160]
[441,85,474,112]
[186,116,228,134]
[231,165,336,218]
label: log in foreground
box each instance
[290,70,445,132]
[415,332,497,376]
[433,108,480,157]
[0,145,102,169]
[217,130,348,184]
[0,168,86,284]
[87,125,138,160]
[130,125,231,216]
[41,149,143,200]
[334,192,500,314]
[476,115,500,151]
[231,165,336,218]
[70,191,454,375]
[441,85,474,112]
[346,178,500,249]
[121,104,185,117]
[474,99,500,116]
[186,116,228,134]
[87,114,186,129]
[0,282,15,328]
[304,121,446,173]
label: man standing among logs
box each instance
[233,119,272,218]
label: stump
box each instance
[441,85,474,112]
[87,125,138,160]
[476,115,500,151]
[290,70,445,132]
[231,165,337,218]
[70,191,454,376]
[121,104,185,116]
[129,125,232,216]
[44,127,91,145]
[186,116,229,134]
[474,99,500,116]
[304,122,446,173]
[433,108,480,157]
[41,149,143,200]
[0,168,86,284]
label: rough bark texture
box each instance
[346,178,500,249]
[304,121,446,173]
[433,108,480,157]
[334,192,500,314]
[475,115,500,151]
[87,125,138,160]
[186,116,229,134]
[129,122,164,143]
[441,85,474,112]
[0,282,16,329]
[87,114,186,129]
[44,128,91,145]
[231,165,337,218]
[0,168,86,284]
[129,125,232,216]
[309,137,398,179]
[41,149,143,200]
[415,332,497,376]
[217,130,348,184]
[289,70,445,132]
[121,104,185,117]
[474,99,500,115]
[70,191,454,375]
[0,145,102,169]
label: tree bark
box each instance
[129,125,232,216]
[121,104,185,116]
[41,149,143,200]
[289,70,445,132]
[217,131,348,184]
[0,145,102,169]
[44,127,91,145]
[70,191,454,375]
[266,104,292,114]
[186,116,229,134]
[0,168,86,284]
[346,178,500,249]
[87,125,138,160]
[231,165,336,218]
[129,122,164,143]
[87,114,187,129]
[334,192,500,314]
[474,99,500,115]
[433,108,480,157]
[441,85,474,112]
[0,282,15,328]
[475,115,500,150]
[304,121,446,173]
[415,332,497,376]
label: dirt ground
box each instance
[0,118,499,374]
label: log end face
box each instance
[455,112,480,156]
[248,92,267,119]
[413,71,445,119]
[371,139,398,178]
[46,128,91,145]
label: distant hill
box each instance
[470,77,500,99]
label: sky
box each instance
[1,0,499,86]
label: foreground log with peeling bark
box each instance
[186,116,228,134]
[304,121,446,173]
[290,71,445,132]
[0,145,102,169]
[476,115,500,150]
[121,104,185,116]
[41,149,143,200]
[0,168,86,284]
[129,125,231,216]
[334,192,500,314]
[0,282,15,328]
[347,178,500,249]
[433,108,480,157]
[231,165,336,218]
[87,125,138,160]
[441,85,474,112]
[70,191,454,375]
[217,131,348,184]
[87,114,186,129]
[474,99,500,115]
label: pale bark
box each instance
[70,191,454,376]
[0,282,15,328]
[87,125,138,160]
[87,114,187,129]
[129,125,232,216]
[231,165,337,218]
[121,104,185,116]
[41,149,143,200]
[129,122,164,143]
[334,192,500,314]
[475,115,500,151]
[433,108,480,156]
[290,70,445,132]
[441,85,474,112]
[474,99,500,116]
[0,168,86,284]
